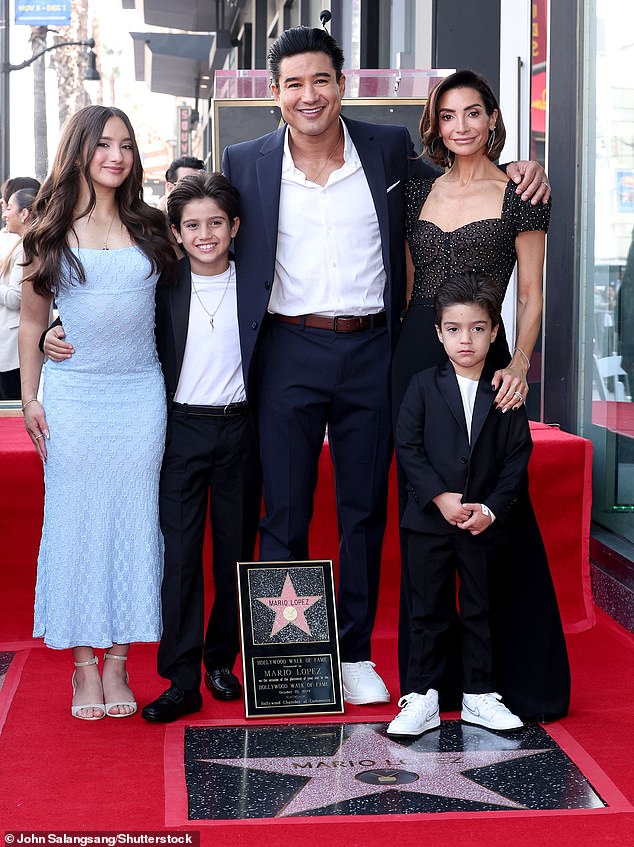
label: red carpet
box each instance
[2,416,630,846]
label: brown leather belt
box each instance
[274,312,387,332]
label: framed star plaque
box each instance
[237,560,344,718]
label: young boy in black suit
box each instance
[141,172,262,721]
[388,272,530,736]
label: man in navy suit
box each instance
[222,25,550,705]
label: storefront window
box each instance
[582,0,634,541]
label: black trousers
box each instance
[0,367,20,400]
[157,406,261,692]
[405,529,505,696]
[256,321,392,663]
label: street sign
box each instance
[15,1,71,27]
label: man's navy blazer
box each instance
[396,361,533,536]
[222,116,436,396]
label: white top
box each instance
[174,261,246,405]
[0,242,24,372]
[268,120,386,317]
[456,372,495,521]
[456,373,479,443]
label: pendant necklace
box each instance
[191,264,232,330]
[102,210,117,250]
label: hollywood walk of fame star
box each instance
[200,724,549,817]
[256,572,322,637]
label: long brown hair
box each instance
[23,105,176,296]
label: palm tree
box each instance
[49,0,91,125]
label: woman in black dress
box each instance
[392,70,570,721]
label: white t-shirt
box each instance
[174,261,246,405]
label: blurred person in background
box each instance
[0,188,37,399]
[157,156,205,213]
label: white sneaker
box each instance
[387,690,440,736]
[461,692,524,731]
[341,661,390,705]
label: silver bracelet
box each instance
[22,398,40,411]
[514,346,531,370]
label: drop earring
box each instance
[487,127,496,154]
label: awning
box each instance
[138,0,237,33]
[130,32,214,98]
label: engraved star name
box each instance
[201,724,549,817]
[257,572,322,637]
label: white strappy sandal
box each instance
[103,653,137,718]
[71,657,105,721]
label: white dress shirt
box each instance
[456,373,479,443]
[456,372,495,521]
[268,120,386,317]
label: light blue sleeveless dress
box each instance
[33,247,166,649]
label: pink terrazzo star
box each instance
[257,572,322,637]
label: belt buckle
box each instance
[223,404,232,416]
[334,315,357,332]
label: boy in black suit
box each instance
[388,273,529,736]
[141,172,261,721]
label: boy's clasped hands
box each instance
[432,491,494,535]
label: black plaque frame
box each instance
[237,560,344,719]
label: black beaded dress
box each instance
[392,176,570,721]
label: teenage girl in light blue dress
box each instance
[19,106,176,721]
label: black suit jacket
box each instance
[222,116,436,396]
[396,361,533,535]
[154,255,196,406]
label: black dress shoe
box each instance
[204,669,242,701]
[141,686,203,723]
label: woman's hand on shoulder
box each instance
[491,361,528,413]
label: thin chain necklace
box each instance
[305,124,343,185]
[102,209,117,250]
[191,264,233,330]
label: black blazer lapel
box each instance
[436,361,468,436]
[470,369,497,449]
[256,127,285,262]
[170,256,193,387]
[343,117,390,276]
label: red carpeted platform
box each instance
[0,417,594,643]
[1,415,625,847]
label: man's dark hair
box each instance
[165,156,205,183]
[2,176,40,204]
[167,171,240,229]
[434,272,503,327]
[267,26,345,85]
